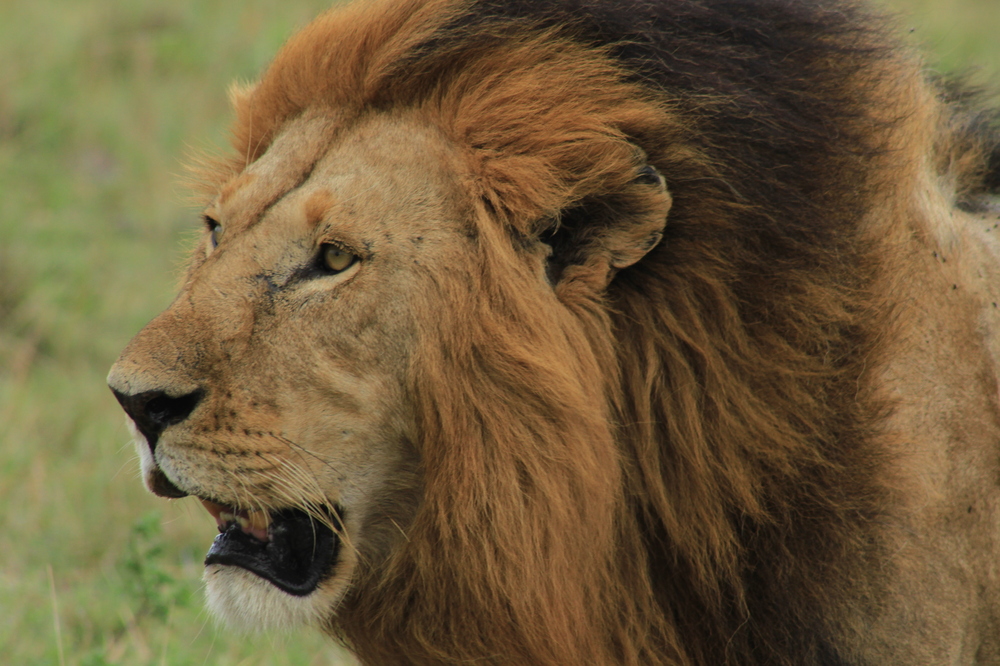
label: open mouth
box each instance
[200,499,340,596]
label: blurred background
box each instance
[0,0,997,663]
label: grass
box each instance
[0,0,996,663]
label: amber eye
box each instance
[321,244,357,274]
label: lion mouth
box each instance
[200,498,340,596]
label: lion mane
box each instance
[110,0,1000,663]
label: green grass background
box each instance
[0,0,997,664]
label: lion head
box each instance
[109,0,1000,663]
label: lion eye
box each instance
[204,215,222,249]
[321,244,357,274]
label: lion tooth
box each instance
[237,515,250,530]
[219,511,235,523]
[247,510,270,531]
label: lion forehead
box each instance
[216,112,474,247]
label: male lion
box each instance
[108,0,1000,663]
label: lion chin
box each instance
[108,0,1000,663]
[203,566,333,633]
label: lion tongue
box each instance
[200,499,270,542]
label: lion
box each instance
[107,0,1000,663]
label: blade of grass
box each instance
[46,564,66,666]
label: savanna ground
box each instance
[0,1,997,664]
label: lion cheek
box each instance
[203,564,342,632]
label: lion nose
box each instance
[111,388,204,452]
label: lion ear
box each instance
[597,165,671,270]
[544,165,671,286]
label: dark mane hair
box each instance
[196,0,1000,663]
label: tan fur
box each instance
[109,0,1000,663]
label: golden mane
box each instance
[178,0,1000,663]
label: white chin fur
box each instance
[204,565,332,632]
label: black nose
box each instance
[111,388,204,452]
